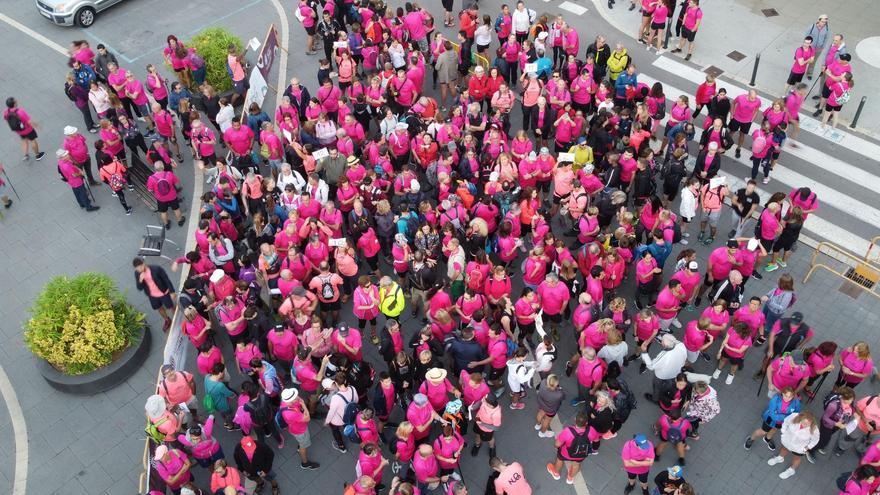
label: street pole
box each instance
[749,53,761,87]
[850,96,868,129]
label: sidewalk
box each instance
[596,0,880,136]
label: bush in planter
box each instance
[25,273,144,375]
[188,27,243,92]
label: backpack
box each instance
[343,423,368,443]
[405,214,420,242]
[155,172,173,196]
[467,268,484,291]
[384,286,402,313]
[319,275,335,300]
[188,52,206,70]
[823,391,840,411]
[566,427,590,459]
[773,319,808,354]
[339,390,360,425]
[145,418,168,445]
[666,420,685,444]
[202,393,217,414]
[108,168,127,191]
[836,472,853,491]
[426,161,439,186]
[652,99,666,120]
[664,222,683,244]
[275,406,289,431]
[372,384,389,418]
[5,109,24,132]
[494,14,504,33]
[349,4,363,24]
[527,8,537,24]
[613,381,637,423]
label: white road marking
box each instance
[0,13,67,57]
[560,1,589,16]
[268,0,290,109]
[651,56,880,160]
[550,416,591,494]
[0,365,28,495]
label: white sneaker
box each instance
[763,177,771,184]
[779,468,796,479]
[535,424,542,431]
[538,431,550,438]
[680,239,689,245]
[767,456,784,466]
[544,430,555,438]
[712,369,722,380]
[682,232,690,238]
[671,318,682,329]
[725,374,734,385]
[656,49,665,55]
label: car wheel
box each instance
[76,7,96,27]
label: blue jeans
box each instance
[72,185,92,208]
[763,305,784,335]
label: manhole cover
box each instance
[704,65,724,78]
[727,51,746,62]
[761,8,779,17]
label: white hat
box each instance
[55,149,69,158]
[63,125,78,136]
[688,261,699,271]
[489,172,499,182]
[154,445,169,459]
[583,164,595,174]
[410,179,420,192]
[395,122,409,131]
[144,394,167,420]
[209,269,225,283]
[708,141,719,150]
[537,31,549,41]
[281,388,299,402]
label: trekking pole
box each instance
[756,371,766,397]
[806,373,828,403]
[83,175,96,204]
[1,168,21,201]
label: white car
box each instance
[35,0,125,27]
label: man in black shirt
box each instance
[445,327,485,375]
[179,278,210,318]
[317,12,343,67]
[729,180,760,238]
[409,250,437,321]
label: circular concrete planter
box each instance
[36,325,152,395]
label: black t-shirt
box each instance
[734,188,760,217]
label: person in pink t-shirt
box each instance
[836,342,875,389]
[785,36,816,94]
[536,273,571,340]
[492,457,532,495]
[146,162,186,228]
[622,434,655,493]
[712,322,753,385]
[672,0,703,59]
[4,98,45,161]
[412,444,442,489]
[729,89,762,158]
[547,411,589,483]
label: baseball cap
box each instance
[687,261,699,271]
[578,136,587,144]
[338,322,349,335]
[154,445,169,459]
[413,393,428,406]
[790,312,804,324]
[634,434,650,449]
[726,239,738,248]
[540,147,550,155]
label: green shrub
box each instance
[25,273,144,375]
[188,27,243,92]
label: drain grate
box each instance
[844,267,877,289]
[761,8,779,17]
[727,51,746,62]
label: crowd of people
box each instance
[3,0,872,495]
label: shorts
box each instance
[721,349,744,367]
[761,419,781,433]
[293,430,312,449]
[19,130,38,141]
[642,10,653,18]
[488,365,505,382]
[787,71,805,86]
[760,237,774,252]
[702,272,715,287]
[135,103,151,118]
[543,312,562,324]
[770,150,781,160]
[477,43,490,53]
[651,21,666,30]
[233,79,247,95]
[701,208,721,227]
[148,293,175,310]
[772,235,796,253]
[680,215,693,223]
[157,132,177,144]
[157,198,180,212]
[821,85,832,99]
[320,299,341,311]
[552,194,568,205]
[475,424,494,442]
[681,27,697,42]
[727,119,752,134]
[557,451,585,463]
[627,472,649,483]
[305,25,317,36]
[825,102,842,112]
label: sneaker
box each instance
[779,467,796,479]
[671,48,682,53]
[570,398,586,407]
[85,206,100,212]
[703,237,714,246]
[332,442,347,453]
[777,260,787,268]
[543,430,555,438]
[110,192,117,197]
[21,155,29,161]
[546,463,561,481]
[693,297,701,307]
[752,271,763,280]
[177,216,186,226]
[125,207,133,215]
[682,232,691,238]
[725,374,734,385]
[509,402,525,410]
[656,49,665,55]
[535,423,542,431]
[734,148,741,159]
[805,451,815,464]
[684,54,692,61]
[678,457,685,466]
[700,351,711,362]
[624,484,635,495]
[712,369,722,380]
[686,304,696,312]
[697,231,704,242]
[764,437,777,451]
[762,177,770,184]
[764,263,779,272]
[671,318,682,329]
[817,448,827,455]
[35,152,46,161]
[744,436,754,450]
[89,127,98,134]
[628,3,636,9]
[566,476,575,485]
[679,239,689,245]
[165,221,171,230]
[565,361,573,377]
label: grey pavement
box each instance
[0,0,879,494]
[597,0,880,137]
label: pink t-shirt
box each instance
[732,94,761,123]
[556,426,587,461]
[635,316,660,342]
[708,247,738,280]
[723,328,752,358]
[494,462,532,495]
[536,281,570,316]
[412,452,439,483]
[791,46,815,74]
[670,269,700,301]
[267,330,297,361]
[621,440,655,474]
[770,358,808,390]
[655,287,679,319]
[576,358,605,388]
[683,6,702,30]
[700,306,730,339]
[733,307,765,338]
[840,349,875,383]
[683,321,708,352]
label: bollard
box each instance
[748,53,761,87]
[850,96,868,129]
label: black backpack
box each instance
[6,109,24,132]
[566,427,590,459]
[613,381,638,423]
[773,319,808,355]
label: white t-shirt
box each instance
[475,25,493,46]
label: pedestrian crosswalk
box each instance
[636,71,880,254]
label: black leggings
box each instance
[810,423,837,453]
[113,189,130,211]
[331,425,345,447]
